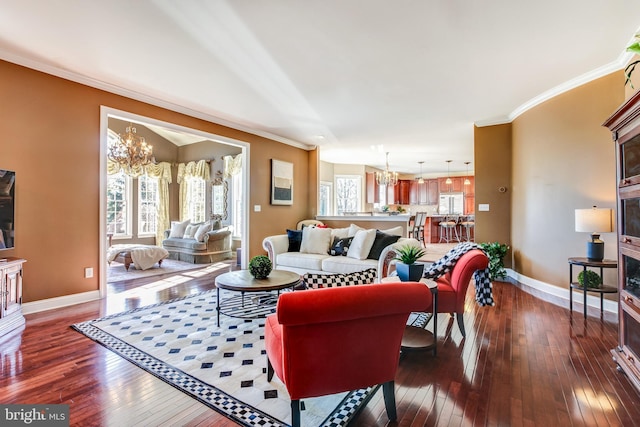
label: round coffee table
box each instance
[215,269,301,326]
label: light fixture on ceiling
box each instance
[445,160,452,185]
[464,161,471,185]
[108,122,154,171]
[416,161,425,184]
[376,152,398,187]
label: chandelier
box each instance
[108,123,154,170]
[376,152,398,187]
[416,161,425,184]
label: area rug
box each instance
[71,290,376,427]
[107,258,209,283]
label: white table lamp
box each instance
[575,206,613,261]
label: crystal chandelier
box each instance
[376,152,398,187]
[108,123,154,170]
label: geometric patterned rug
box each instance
[71,290,377,426]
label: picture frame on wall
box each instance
[271,159,293,205]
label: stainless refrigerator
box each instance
[439,192,464,215]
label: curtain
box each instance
[177,160,210,221]
[223,154,242,179]
[106,160,172,245]
[145,162,173,245]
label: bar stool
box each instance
[459,215,475,242]
[438,215,459,242]
[411,212,428,245]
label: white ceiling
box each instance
[0,1,638,176]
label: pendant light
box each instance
[416,161,425,184]
[464,162,471,185]
[445,160,452,185]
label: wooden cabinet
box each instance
[604,89,640,394]
[0,257,25,337]
[366,172,380,204]
[397,180,411,205]
[438,177,464,193]
[427,179,439,205]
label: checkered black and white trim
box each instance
[303,268,377,289]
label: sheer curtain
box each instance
[177,160,210,221]
[223,154,242,179]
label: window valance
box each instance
[177,160,210,183]
[107,160,172,181]
[223,154,242,178]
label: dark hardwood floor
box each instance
[1,263,639,426]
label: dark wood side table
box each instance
[568,257,617,319]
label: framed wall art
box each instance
[271,159,293,205]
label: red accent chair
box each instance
[265,282,432,427]
[434,249,489,337]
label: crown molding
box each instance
[475,50,635,128]
[0,49,314,151]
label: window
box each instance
[107,171,131,236]
[186,177,206,223]
[335,175,361,214]
[138,175,159,236]
[319,181,333,215]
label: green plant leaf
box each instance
[627,42,640,55]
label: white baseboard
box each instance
[507,269,618,315]
[22,291,101,315]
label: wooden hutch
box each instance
[604,88,640,394]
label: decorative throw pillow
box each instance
[287,229,303,252]
[194,221,213,242]
[211,219,222,231]
[169,219,190,238]
[183,224,200,239]
[347,229,377,260]
[348,223,364,237]
[300,227,333,254]
[379,226,404,237]
[329,236,354,256]
[303,268,377,289]
[367,231,401,260]
[331,227,350,240]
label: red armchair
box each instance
[265,282,432,427]
[435,249,489,337]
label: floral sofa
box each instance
[262,224,422,282]
[162,219,232,263]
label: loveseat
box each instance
[262,224,422,282]
[162,219,232,264]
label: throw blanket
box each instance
[422,242,495,307]
[107,244,169,271]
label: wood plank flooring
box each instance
[1,262,639,426]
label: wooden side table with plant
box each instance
[568,257,618,319]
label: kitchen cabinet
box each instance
[603,89,640,394]
[438,177,463,193]
[0,257,25,338]
[366,172,379,204]
[388,180,410,205]
[427,179,439,205]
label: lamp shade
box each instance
[575,208,613,234]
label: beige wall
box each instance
[0,60,314,303]
[474,123,512,268]
[510,72,622,289]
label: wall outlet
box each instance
[254,205,261,212]
[84,267,94,278]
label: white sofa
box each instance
[262,225,422,282]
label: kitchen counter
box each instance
[316,215,411,237]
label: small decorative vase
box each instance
[396,262,424,282]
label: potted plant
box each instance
[479,242,509,281]
[394,245,426,281]
[249,255,272,279]
[626,33,640,88]
[578,270,602,289]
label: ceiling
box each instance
[0,1,638,176]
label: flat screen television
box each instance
[0,169,15,250]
